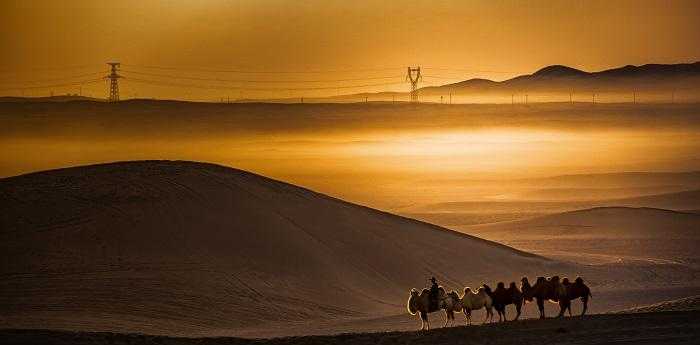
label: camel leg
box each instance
[420,311,428,331]
[515,303,522,321]
[581,297,589,316]
[485,307,493,323]
[465,309,471,325]
[443,311,449,327]
[537,298,545,319]
[558,300,569,318]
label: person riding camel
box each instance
[429,277,439,311]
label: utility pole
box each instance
[406,66,421,103]
[449,92,452,104]
[107,62,121,102]
[365,96,368,103]
[511,94,514,105]
[633,90,636,104]
[440,95,443,104]
[592,93,596,104]
[392,95,395,104]
[525,94,529,105]
[569,91,573,104]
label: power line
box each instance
[422,75,475,80]
[121,64,403,74]
[422,66,519,74]
[0,71,107,84]
[0,78,104,91]
[0,64,103,75]
[126,77,404,91]
[120,69,403,83]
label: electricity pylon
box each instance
[107,62,121,102]
[406,66,421,103]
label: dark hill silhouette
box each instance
[532,65,588,78]
[420,61,700,95]
[0,95,102,103]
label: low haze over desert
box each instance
[2,1,700,344]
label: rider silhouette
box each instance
[429,277,439,311]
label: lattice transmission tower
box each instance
[107,62,121,102]
[406,66,421,103]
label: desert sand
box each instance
[2,161,699,339]
[3,311,699,345]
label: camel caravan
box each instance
[407,276,592,330]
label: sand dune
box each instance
[618,295,700,313]
[404,189,700,228]
[465,207,700,266]
[0,161,554,336]
[470,207,700,239]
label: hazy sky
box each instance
[2,0,699,99]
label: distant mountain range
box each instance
[420,61,700,95]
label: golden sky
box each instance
[1,0,699,99]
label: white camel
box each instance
[460,286,494,325]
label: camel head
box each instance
[575,277,584,285]
[521,277,530,285]
[562,277,571,285]
[497,282,505,289]
[464,287,472,294]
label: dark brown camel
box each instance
[522,276,569,319]
[486,282,523,322]
[562,277,592,316]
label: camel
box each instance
[486,282,523,322]
[521,277,534,302]
[562,277,592,316]
[407,287,462,330]
[522,276,569,318]
[460,286,494,325]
